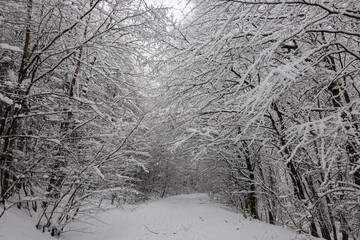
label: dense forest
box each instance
[0,0,359,239]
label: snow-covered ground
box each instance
[1,194,318,240]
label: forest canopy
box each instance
[0,0,359,239]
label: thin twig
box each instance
[144,225,159,235]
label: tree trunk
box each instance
[244,147,259,219]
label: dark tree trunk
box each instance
[309,220,320,238]
[244,151,258,219]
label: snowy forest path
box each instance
[61,194,304,240]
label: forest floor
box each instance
[1,194,319,240]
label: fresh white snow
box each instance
[0,93,14,105]
[0,43,22,52]
[1,194,318,240]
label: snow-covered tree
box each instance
[0,0,168,235]
[160,0,360,239]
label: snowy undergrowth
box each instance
[1,194,321,240]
